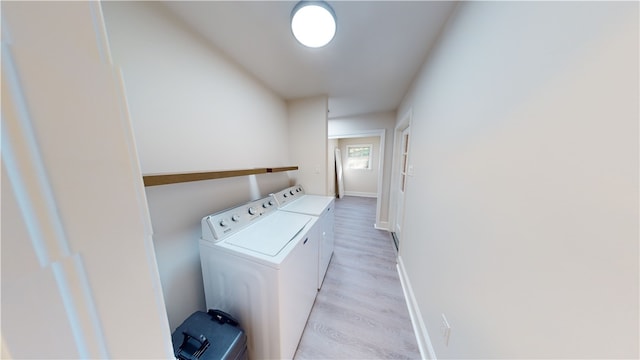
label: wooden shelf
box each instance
[266,166,298,173]
[143,166,298,187]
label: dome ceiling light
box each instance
[291,1,337,48]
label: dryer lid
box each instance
[280,195,334,216]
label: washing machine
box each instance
[199,196,319,360]
[271,185,335,289]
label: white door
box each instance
[1,2,173,358]
[335,148,345,198]
[394,127,410,243]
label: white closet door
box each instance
[1,2,172,358]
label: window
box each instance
[346,144,373,170]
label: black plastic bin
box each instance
[171,310,247,360]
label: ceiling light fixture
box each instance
[291,1,336,48]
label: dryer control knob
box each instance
[290,190,295,195]
[248,207,257,215]
[219,219,228,227]
[231,214,240,222]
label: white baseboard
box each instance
[374,221,390,231]
[397,255,437,360]
[343,191,377,198]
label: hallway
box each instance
[294,196,420,359]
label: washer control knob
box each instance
[290,190,295,195]
[283,193,288,198]
[248,207,257,215]
[231,214,240,222]
[269,200,275,206]
[262,202,270,208]
[219,219,228,227]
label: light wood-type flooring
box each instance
[294,196,421,359]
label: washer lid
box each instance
[226,211,311,256]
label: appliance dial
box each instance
[231,214,240,222]
[290,190,295,195]
[269,200,274,206]
[248,207,257,215]
[262,202,270,208]
[284,193,288,198]
[219,219,228,227]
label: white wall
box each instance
[103,2,289,174]
[329,111,396,228]
[338,136,380,197]
[397,2,638,358]
[102,2,293,331]
[288,96,329,195]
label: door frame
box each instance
[329,129,386,229]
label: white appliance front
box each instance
[199,197,319,360]
[272,185,335,289]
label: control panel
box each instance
[271,185,305,207]
[202,196,277,242]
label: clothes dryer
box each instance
[271,185,335,289]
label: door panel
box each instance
[1,2,173,358]
[335,148,345,198]
[394,126,410,245]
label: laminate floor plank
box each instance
[294,196,420,360]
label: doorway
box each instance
[328,130,385,228]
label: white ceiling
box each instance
[161,1,458,119]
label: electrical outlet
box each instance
[440,313,451,346]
